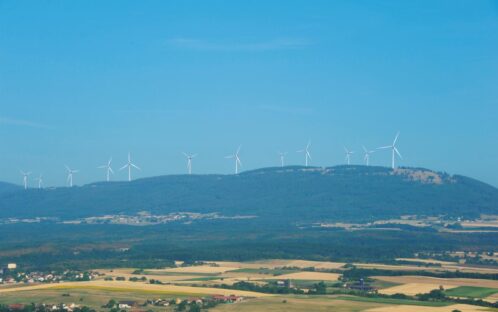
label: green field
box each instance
[0,289,177,311]
[335,295,453,307]
[445,286,498,298]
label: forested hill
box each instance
[0,181,22,195]
[0,166,497,222]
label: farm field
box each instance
[373,276,498,289]
[1,259,497,311]
[0,280,271,297]
[445,286,498,299]
[379,283,458,296]
[365,303,491,312]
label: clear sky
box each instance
[0,0,497,187]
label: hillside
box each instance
[0,181,22,195]
[0,166,496,222]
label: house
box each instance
[212,295,242,303]
[276,279,294,288]
[8,304,25,311]
[347,278,375,292]
[187,297,203,304]
[118,301,138,309]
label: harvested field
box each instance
[214,259,345,270]
[379,283,457,295]
[0,280,272,297]
[263,271,340,281]
[155,265,238,274]
[356,262,498,274]
[210,296,386,312]
[96,268,200,282]
[374,276,498,288]
[395,258,457,265]
[366,303,489,311]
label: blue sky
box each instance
[0,0,497,187]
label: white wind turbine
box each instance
[278,151,287,167]
[98,157,114,182]
[362,146,375,166]
[183,152,197,175]
[297,141,312,167]
[225,146,242,174]
[344,147,354,165]
[377,132,402,169]
[120,152,140,181]
[34,174,43,189]
[65,166,78,187]
[20,170,31,189]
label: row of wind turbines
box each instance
[19,132,402,189]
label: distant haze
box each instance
[0,1,497,187]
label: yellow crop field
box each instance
[263,271,341,281]
[373,276,498,288]
[0,280,272,297]
[395,258,457,265]
[366,303,489,312]
[213,259,345,270]
[154,265,239,274]
[378,283,457,296]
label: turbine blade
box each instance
[377,146,391,150]
[394,147,402,159]
[131,163,141,170]
[119,164,128,171]
[393,132,400,145]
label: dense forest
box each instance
[0,166,497,221]
[0,165,497,270]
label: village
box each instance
[0,263,100,285]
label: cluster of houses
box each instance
[0,264,101,285]
[7,303,82,312]
[142,295,243,307]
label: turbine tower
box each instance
[34,174,43,189]
[98,157,114,182]
[297,141,312,167]
[362,146,375,166]
[65,166,78,187]
[20,170,31,190]
[183,152,197,175]
[225,146,242,174]
[278,151,287,167]
[377,132,402,169]
[120,152,140,181]
[344,147,354,165]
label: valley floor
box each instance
[1,258,498,311]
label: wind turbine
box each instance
[34,174,43,189]
[377,132,402,169]
[278,151,287,167]
[362,146,375,166]
[98,157,114,182]
[225,146,242,174]
[20,170,31,189]
[120,152,140,181]
[297,141,312,166]
[344,147,354,165]
[182,152,197,175]
[65,166,78,187]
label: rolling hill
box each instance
[0,166,496,223]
